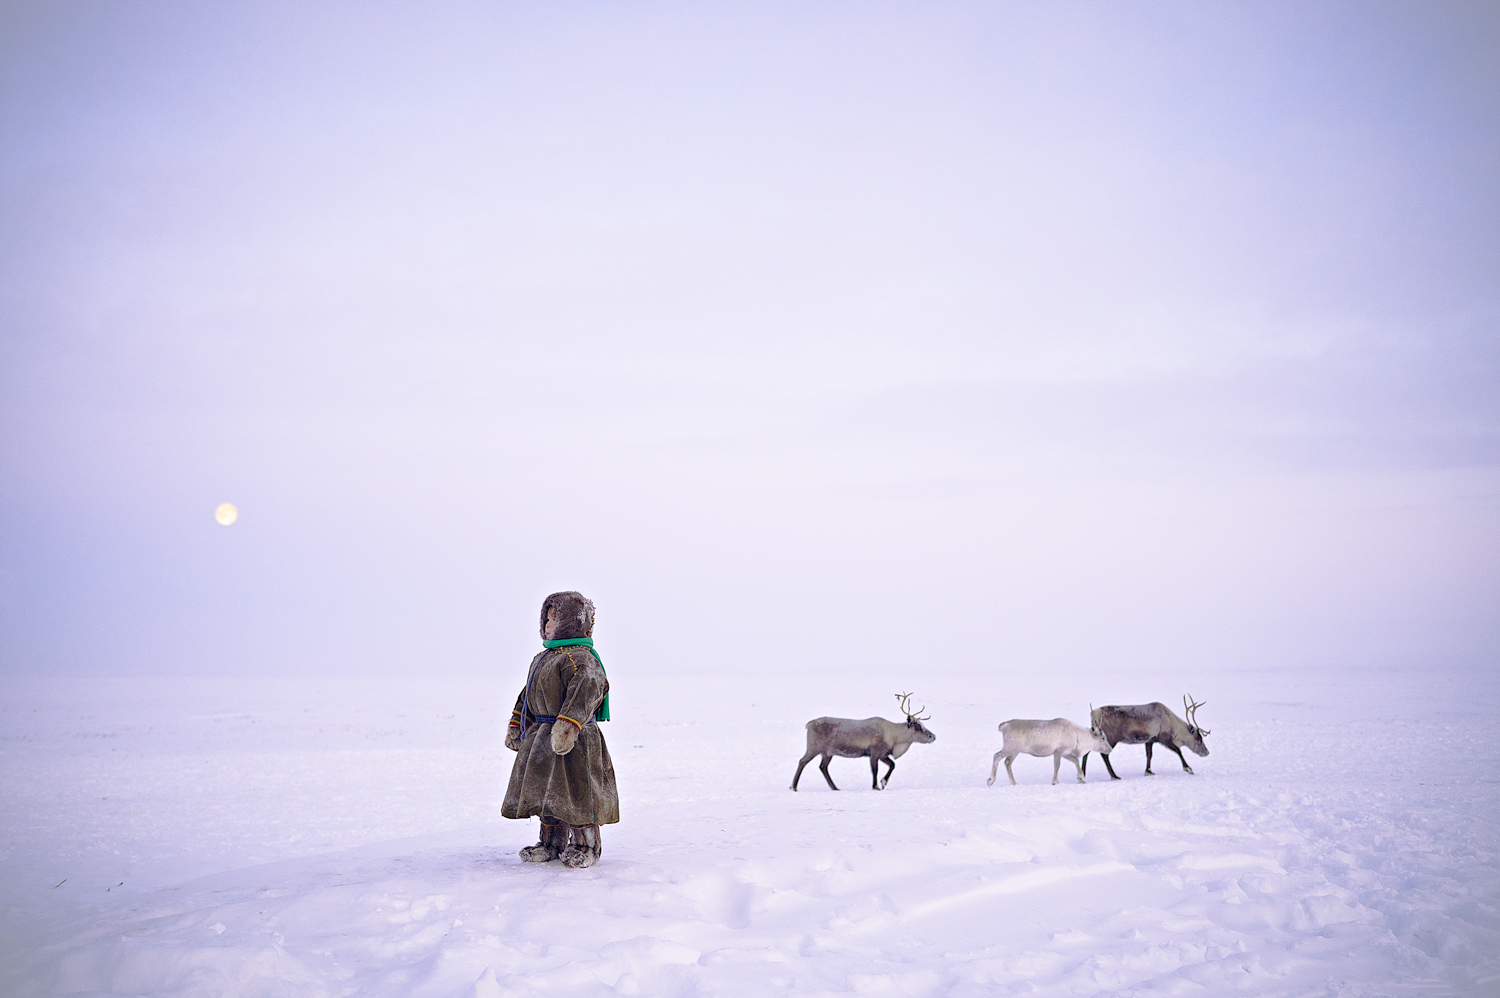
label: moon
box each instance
[214,503,238,526]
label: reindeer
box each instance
[791,693,937,791]
[986,717,1112,787]
[1084,695,1211,779]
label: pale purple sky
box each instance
[2,1,1496,679]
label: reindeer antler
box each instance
[896,692,930,722]
[1183,694,1210,736]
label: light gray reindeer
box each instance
[987,717,1112,786]
[791,693,937,791]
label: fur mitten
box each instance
[551,719,579,755]
[504,723,522,751]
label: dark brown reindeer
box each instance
[1084,695,1211,779]
[791,693,937,791]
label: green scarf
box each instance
[542,637,610,721]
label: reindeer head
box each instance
[1088,703,1112,750]
[1182,694,1211,756]
[895,692,936,743]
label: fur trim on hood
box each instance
[540,591,595,640]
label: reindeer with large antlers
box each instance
[791,693,937,791]
[1084,695,1212,779]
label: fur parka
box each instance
[501,592,619,826]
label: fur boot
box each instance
[519,819,569,863]
[560,823,602,869]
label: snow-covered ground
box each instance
[3,659,1497,997]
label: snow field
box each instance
[2,664,1497,996]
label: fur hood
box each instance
[540,591,595,640]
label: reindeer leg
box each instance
[819,754,839,791]
[1070,752,1085,783]
[1167,743,1194,775]
[870,754,881,790]
[1004,754,1017,786]
[792,751,817,791]
[880,755,895,789]
[987,750,1005,787]
[1101,752,1120,780]
[1052,751,1063,785]
[1081,751,1088,777]
[1144,741,1155,775]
